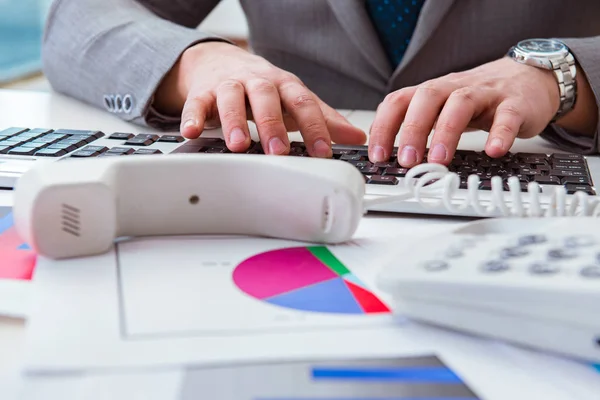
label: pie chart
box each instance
[232,246,390,314]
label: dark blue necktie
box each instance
[366,0,426,68]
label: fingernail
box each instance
[428,144,447,162]
[399,146,418,167]
[268,137,287,155]
[230,128,246,144]
[182,119,196,130]
[371,146,385,162]
[489,137,504,150]
[313,140,331,158]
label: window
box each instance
[0,0,52,83]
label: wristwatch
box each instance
[507,38,577,121]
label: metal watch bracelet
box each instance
[551,53,577,121]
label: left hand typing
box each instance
[367,57,562,167]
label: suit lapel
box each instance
[393,0,457,76]
[327,0,392,80]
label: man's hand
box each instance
[154,42,366,157]
[368,56,596,167]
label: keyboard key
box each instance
[550,169,586,177]
[69,134,98,144]
[358,166,379,174]
[522,156,548,165]
[0,127,28,137]
[81,145,108,153]
[533,176,561,185]
[71,149,100,158]
[552,153,584,161]
[368,175,398,185]
[348,161,371,168]
[561,176,591,185]
[374,162,397,168]
[48,143,77,153]
[0,144,14,154]
[133,149,163,155]
[383,167,408,177]
[204,147,231,153]
[8,146,38,156]
[35,148,67,157]
[54,129,104,138]
[340,154,362,162]
[55,139,87,149]
[11,133,36,142]
[565,184,595,195]
[98,152,126,157]
[552,160,585,169]
[125,134,159,146]
[108,132,135,140]
[157,135,185,143]
[106,147,135,155]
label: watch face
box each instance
[517,39,567,55]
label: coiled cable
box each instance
[364,163,600,217]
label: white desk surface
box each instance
[0,88,592,392]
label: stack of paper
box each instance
[12,216,600,400]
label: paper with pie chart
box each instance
[118,237,395,338]
[233,246,390,315]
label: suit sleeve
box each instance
[540,36,600,154]
[42,0,228,129]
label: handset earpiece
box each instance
[13,162,118,259]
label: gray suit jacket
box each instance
[43,0,600,153]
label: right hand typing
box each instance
[154,42,367,157]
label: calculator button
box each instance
[518,235,547,246]
[564,235,595,248]
[548,248,578,260]
[580,266,600,279]
[481,260,510,273]
[501,247,529,259]
[423,260,449,272]
[529,263,560,275]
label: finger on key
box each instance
[245,78,289,155]
[278,81,332,158]
[215,80,252,152]
[485,100,525,158]
[368,87,417,163]
[396,82,455,168]
[428,87,488,165]
[180,92,215,139]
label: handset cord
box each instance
[363,163,600,218]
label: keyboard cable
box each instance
[362,163,600,218]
